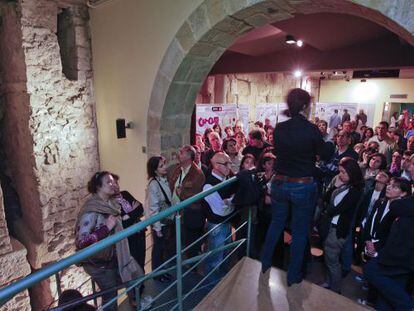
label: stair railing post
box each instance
[246,206,252,258]
[175,214,183,311]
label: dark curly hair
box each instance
[87,171,112,194]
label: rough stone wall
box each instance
[18,0,98,266]
[0,238,32,311]
[0,180,11,256]
[0,3,34,310]
[0,0,99,309]
[195,72,320,126]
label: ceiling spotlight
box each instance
[294,70,302,78]
[296,40,303,47]
[286,35,296,44]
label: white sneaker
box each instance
[140,295,154,310]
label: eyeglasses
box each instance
[217,162,232,167]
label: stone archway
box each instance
[147,0,414,158]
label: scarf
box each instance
[77,194,143,283]
[389,162,399,175]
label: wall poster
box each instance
[315,102,374,127]
[195,104,249,135]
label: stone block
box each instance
[186,58,214,84]
[174,114,191,130]
[77,56,92,71]
[200,29,237,49]
[0,289,31,311]
[146,114,161,132]
[223,0,249,16]
[161,132,182,151]
[244,12,275,27]
[74,25,90,47]
[190,42,222,58]
[161,134,170,151]
[159,38,185,81]
[0,187,11,255]
[206,0,229,26]
[20,0,58,32]
[160,116,176,132]
[76,45,92,61]
[187,3,211,41]
[0,238,31,285]
[147,131,161,154]
[214,16,253,36]
[185,83,203,111]
[162,82,190,116]
[175,21,196,52]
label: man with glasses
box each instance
[201,152,237,281]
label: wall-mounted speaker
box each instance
[116,119,127,139]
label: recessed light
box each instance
[296,40,303,47]
[286,35,296,44]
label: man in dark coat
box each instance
[363,196,414,310]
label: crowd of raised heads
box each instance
[73,88,414,310]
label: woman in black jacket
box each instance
[112,174,146,271]
[320,157,363,293]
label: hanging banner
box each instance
[196,104,246,135]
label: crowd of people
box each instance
[73,88,414,310]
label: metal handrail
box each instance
[0,176,238,306]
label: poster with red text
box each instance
[195,104,249,136]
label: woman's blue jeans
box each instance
[261,180,317,286]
